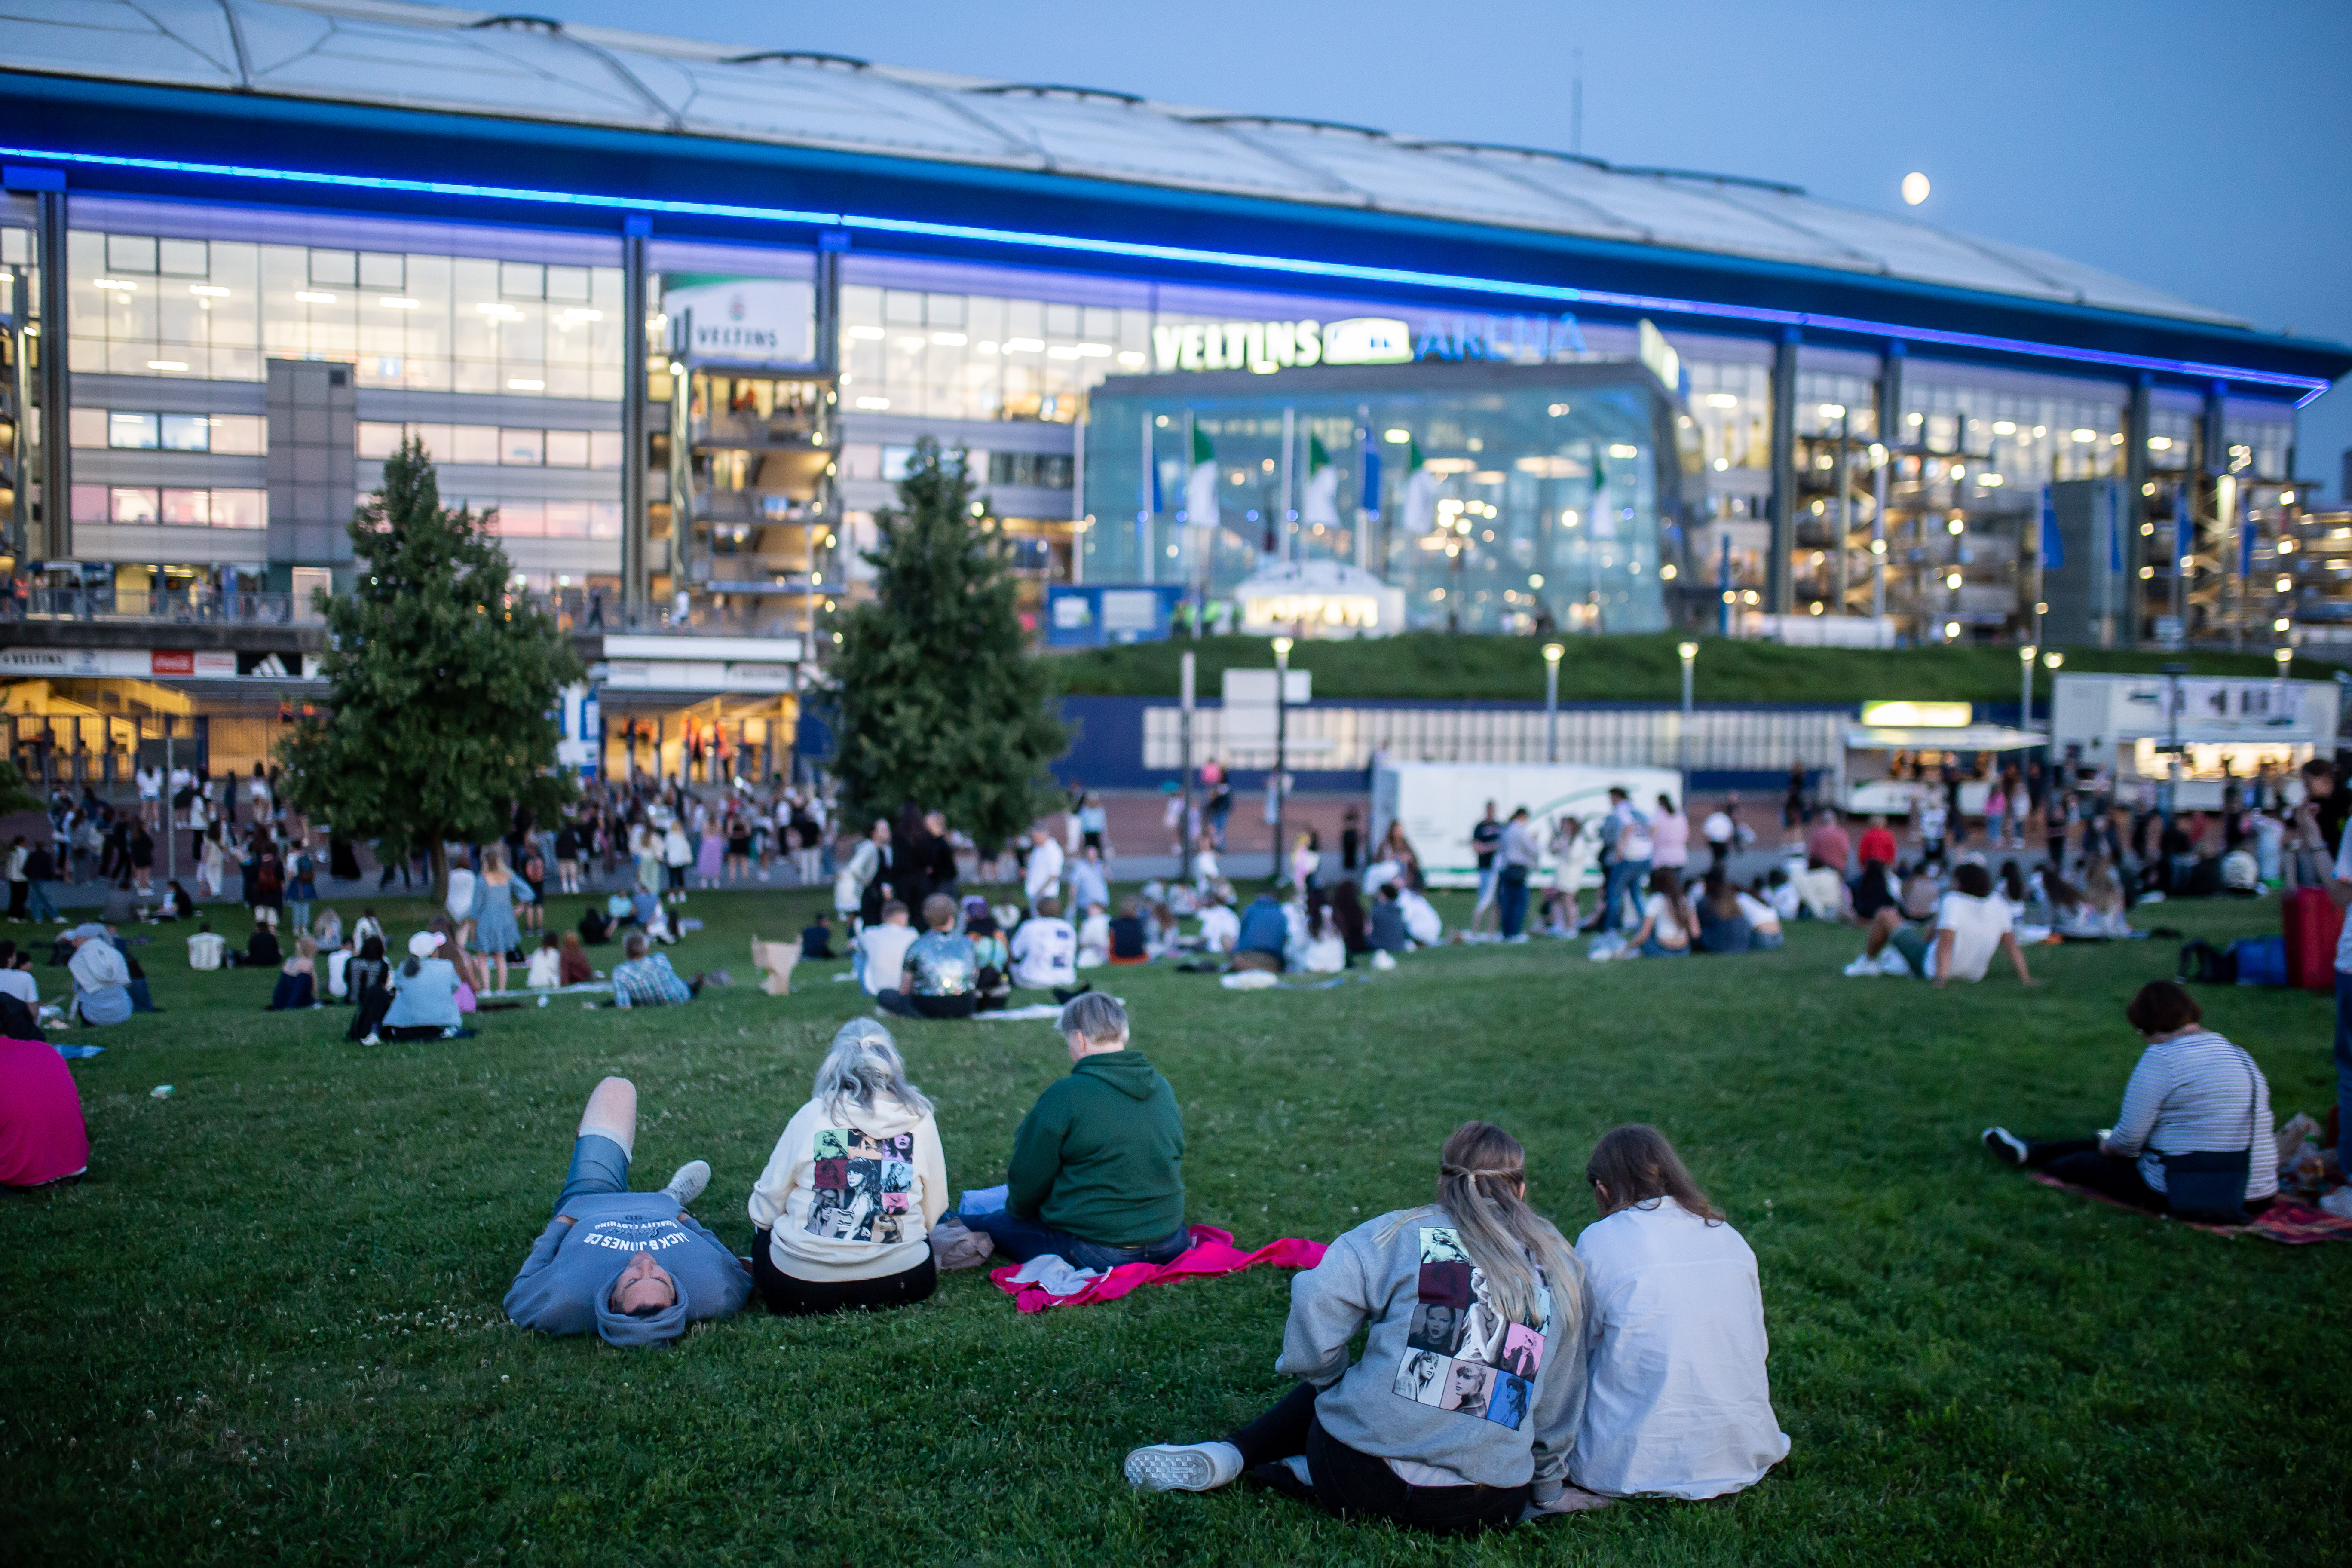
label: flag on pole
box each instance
[1185,425,1219,532]
[1302,434,1340,527]
[1401,436,1438,533]
[1360,430,1383,518]
[2040,485,2065,570]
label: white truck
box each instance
[1370,760,1683,889]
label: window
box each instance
[160,414,211,451]
[589,430,624,469]
[71,228,622,396]
[69,408,108,448]
[74,486,264,527]
[209,415,266,455]
[544,429,590,467]
[112,488,159,522]
[108,411,160,449]
[501,429,546,466]
[451,426,501,465]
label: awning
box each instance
[1844,724,2045,751]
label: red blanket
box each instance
[2029,1174,2352,1244]
[990,1224,1326,1312]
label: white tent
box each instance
[1232,560,1406,639]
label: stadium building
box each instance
[0,1,2346,781]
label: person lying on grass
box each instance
[609,932,704,1008]
[1842,860,2038,986]
[1124,1120,1593,1537]
[746,1020,950,1317]
[878,894,980,1021]
[1572,1124,1790,1500]
[1982,979,2277,1223]
[504,1075,748,1347]
[962,992,1189,1271]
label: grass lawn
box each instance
[1047,629,2340,704]
[6,884,2347,1566]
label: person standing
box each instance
[1649,794,1690,883]
[1340,805,1362,874]
[1024,824,1065,915]
[1467,802,1504,942]
[1496,807,1540,943]
[1701,802,1733,871]
[4,836,27,922]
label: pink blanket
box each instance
[989,1224,1326,1313]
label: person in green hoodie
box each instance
[965,993,1190,1269]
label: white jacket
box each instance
[1025,837,1064,902]
[747,1094,949,1282]
[1572,1199,1789,1499]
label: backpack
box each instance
[2177,939,2237,985]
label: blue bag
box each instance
[2230,936,2288,988]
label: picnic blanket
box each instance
[2030,1173,2352,1244]
[989,1224,1326,1313]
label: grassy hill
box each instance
[1047,631,2340,706]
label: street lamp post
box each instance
[2018,643,2038,731]
[1272,635,1292,887]
[2159,658,2184,831]
[1543,642,1564,763]
[1677,640,1698,779]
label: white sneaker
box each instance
[1842,954,1880,977]
[1124,1441,1244,1492]
[659,1159,711,1208]
[1878,949,1913,977]
[1981,1127,2030,1167]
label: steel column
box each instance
[1767,329,1799,614]
[36,188,69,563]
[620,219,650,622]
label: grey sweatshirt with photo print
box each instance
[1275,1206,1588,1497]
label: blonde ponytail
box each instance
[1434,1121,1583,1338]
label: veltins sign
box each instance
[663,277,817,365]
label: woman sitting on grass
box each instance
[1571,1125,1791,1499]
[344,935,392,1043]
[1692,868,1754,954]
[1612,867,1692,959]
[374,931,463,1043]
[267,934,318,1011]
[1124,1121,1592,1536]
[746,1020,950,1316]
[1983,980,2275,1222]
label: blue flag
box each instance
[1360,435,1382,520]
[2039,487,2064,571]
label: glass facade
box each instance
[69,229,627,398]
[1084,365,1674,634]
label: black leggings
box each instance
[751,1235,937,1316]
[2024,1138,2274,1218]
[1225,1383,1530,1537]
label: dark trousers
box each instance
[751,1235,937,1316]
[963,1209,1190,1271]
[1227,1383,1529,1537]
[877,989,977,1020]
[2027,1137,2272,1217]
[2335,972,2352,1181]
[6,879,24,919]
[1497,871,1530,938]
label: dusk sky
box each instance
[539,0,2352,495]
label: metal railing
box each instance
[0,587,308,625]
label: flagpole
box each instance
[1186,409,1202,638]
[1140,407,1153,587]
[1280,405,1295,565]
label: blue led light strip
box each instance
[2,143,2329,404]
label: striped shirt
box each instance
[2108,1030,2275,1200]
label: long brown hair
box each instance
[1424,1122,1583,1334]
[1585,1124,1724,1224]
[1649,865,1694,934]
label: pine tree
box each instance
[827,438,1066,851]
[276,437,582,904]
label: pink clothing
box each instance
[695,833,724,878]
[1806,822,1853,873]
[991,1224,1326,1313]
[1649,810,1690,869]
[0,1037,90,1187]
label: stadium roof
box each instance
[0,0,2251,331]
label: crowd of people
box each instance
[498,1000,1791,1531]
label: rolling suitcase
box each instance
[2282,885,2343,992]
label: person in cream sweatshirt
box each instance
[746,1018,951,1316]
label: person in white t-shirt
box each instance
[854,902,919,998]
[1844,861,2037,984]
[1009,897,1078,990]
[1735,886,1783,949]
[1195,894,1240,955]
[1024,827,1065,913]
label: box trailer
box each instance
[1371,760,1684,889]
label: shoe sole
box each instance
[1125,1447,1216,1492]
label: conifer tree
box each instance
[827,438,1065,850]
[277,437,582,903]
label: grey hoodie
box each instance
[503,1191,752,1348]
[1276,1206,1588,1497]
